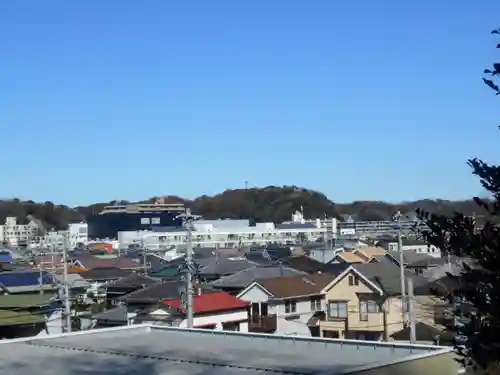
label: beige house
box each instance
[315,265,404,340]
[331,246,390,265]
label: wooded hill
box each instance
[0,186,484,231]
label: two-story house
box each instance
[318,265,388,340]
[237,273,335,336]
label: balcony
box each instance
[248,314,277,333]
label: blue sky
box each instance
[1,0,499,205]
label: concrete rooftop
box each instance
[0,324,453,375]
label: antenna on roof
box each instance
[302,277,316,286]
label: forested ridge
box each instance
[0,186,485,230]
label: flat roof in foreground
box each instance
[0,324,452,375]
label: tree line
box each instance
[0,186,485,231]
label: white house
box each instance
[43,223,89,250]
[387,240,441,258]
[135,291,250,332]
[237,273,338,337]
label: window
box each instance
[260,302,268,316]
[285,300,297,314]
[140,218,150,225]
[359,300,380,321]
[251,303,260,323]
[348,275,359,286]
[310,297,322,311]
[152,217,161,225]
[327,301,348,319]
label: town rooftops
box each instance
[73,255,141,270]
[164,291,248,314]
[0,324,458,375]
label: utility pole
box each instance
[176,208,201,328]
[38,261,44,296]
[141,238,147,274]
[407,277,416,344]
[394,211,407,322]
[62,237,71,333]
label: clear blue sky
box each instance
[1,0,499,205]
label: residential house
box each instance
[115,279,216,323]
[197,256,257,281]
[237,273,336,336]
[135,290,249,331]
[91,305,131,328]
[387,238,442,258]
[306,246,338,264]
[317,264,394,340]
[330,261,456,343]
[211,265,307,294]
[329,246,388,265]
[279,255,325,274]
[105,274,160,308]
[77,267,133,299]
[0,270,57,295]
[331,251,369,264]
[71,255,143,271]
[0,293,62,338]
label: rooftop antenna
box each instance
[176,208,201,328]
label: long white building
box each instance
[118,218,328,249]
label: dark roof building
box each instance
[73,256,142,270]
[77,267,133,282]
[0,271,56,294]
[211,265,307,291]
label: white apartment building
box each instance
[387,240,441,258]
[43,222,89,250]
[117,219,326,249]
[0,217,40,246]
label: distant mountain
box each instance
[0,186,486,230]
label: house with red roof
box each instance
[134,291,249,332]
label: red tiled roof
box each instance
[164,292,249,314]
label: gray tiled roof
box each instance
[211,265,307,289]
[198,257,256,276]
[119,280,185,303]
[93,305,128,322]
[350,261,418,296]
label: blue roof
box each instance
[0,271,53,287]
[0,254,13,264]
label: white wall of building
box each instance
[118,221,326,249]
[43,223,88,250]
[387,242,441,258]
[145,308,248,332]
[238,284,317,337]
[0,217,40,246]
